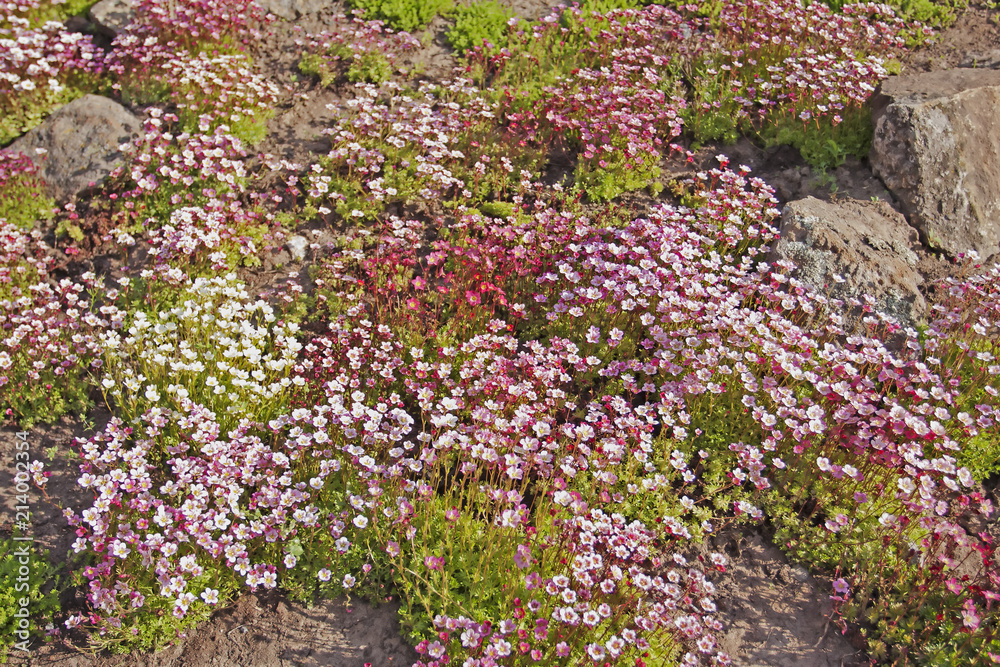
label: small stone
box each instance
[286,235,309,262]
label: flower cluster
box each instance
[0,222,105,425]
[296,14,421,86]
[0,8,101,142]
[106,45,278,144]
[470,1,916,172]
[684,0,916,134]
[300,151,1000,661]
[63,401,313,640]
[0,18,98,94]
[0,0,77,28]
[477,5,693,198]
[415,510,730,666]
[123,0,264,49]
[70,152,1000,664]
[307,79,503,219]
[105,110,251,226]
[99,273,302,433]
[145,198,285,274]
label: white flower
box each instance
[111,541,130,558]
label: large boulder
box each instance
[7,95,142,203]
[89,0,135,37]
[255,0,327,20]
[770,197,926,329]
[870,69,1000,259]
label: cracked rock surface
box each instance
[870,68,1000,259]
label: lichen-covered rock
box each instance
[255,0,327,20]
[89,0,135,37]
[7,95,142,203]
[770,197,926,329]
[870,69,1000,259]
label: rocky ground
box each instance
[4,1,1000,665]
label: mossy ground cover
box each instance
[2,0,1000,665]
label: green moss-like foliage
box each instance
[350,0,453,32]
[447,0,514,54]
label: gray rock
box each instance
[870,70,1000,259]
[255,0,328,20]
[959,50,1000,69]
[286,235,309,262]
[770,197,926,329]
[8,94,142,203]
[89,0,135,37]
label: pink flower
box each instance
[962,599,981,630]
[513,544,532,569]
